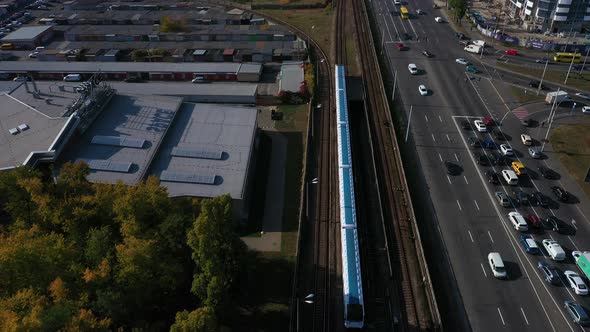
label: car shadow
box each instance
[563,193,580,205]
[505,261,523,281]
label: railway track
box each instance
[351,0,433,330]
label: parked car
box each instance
[527,213,542,229]
[520,235,540,254]
[538,260,560,284]
[564,301,590,326]
[532,191,550,208]
[495,192,511,207]
[492,129,505,140]
[551,186,569,202]
[528,147,541,159]
[474,152,488,165]
[473,120,487,132]
[456,58,469,65]
[565,271,589,295]
[500,144,513,156]
[485,170,499,184]
[509,212,528,231]
[513,190,529,206]
[467,137,481,148]
[546,216,562,233]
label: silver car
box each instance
[528,147,541,159]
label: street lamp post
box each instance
[564,48,578,85]
[392,68,397,102]
[405,105,414,143]
[537,58,549,96]
[541,88,564,152]
[580,47,590,74]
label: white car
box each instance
[28,51,39,58]
[520,134,532,145]
[565,271,589,295]
[455,58,469,65]
[473,120,487,132]
[508,211,528,231]
[500,144,513,156]
[583,106,590,114]
[394,0,401,4]
[435,17,443,23]
[418,85,428,96]
[408,63,418,75]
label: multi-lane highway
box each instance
[368,0,590,330]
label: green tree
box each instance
[160,16,187,33]
[0,226,76,296]
[170,307,218,332]
[449,0,467,23]
[187,195,246,312]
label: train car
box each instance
[335,65,365,329]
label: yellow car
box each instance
[511,161,526,176]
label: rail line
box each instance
[351,0,433,330]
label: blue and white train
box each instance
[335,65,365,329]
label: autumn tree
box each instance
[187,194,246,313]
[170,307,218,332]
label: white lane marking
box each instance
[456,200,462,211]
[488,230,494,243]
[439,115,443,122]
[454,153,459,162]
[574,206,590,225]
[438,153,443,162]
[425,114,429,122]
[446,134,451,141]
[481,263,488,277]
[447,175,452,185]
[521,307,530,325]
[468,230,474,243]
[474,200,480,211]
[431,133,436,142]
[464,175,469,184]
[451,116,568,332]
[568,237,579,251]
[405,12,419,37]
[497,307,505,326]
[571,219,577,230]
[550,234,555,240]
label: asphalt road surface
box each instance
[368,0,590,331]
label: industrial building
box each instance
[0,61,263,82]
[0,78,259,219]
[0,25,54,48]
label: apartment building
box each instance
[512,0,590,33]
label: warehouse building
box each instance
[0,25,54,49]
[0,61,263,82]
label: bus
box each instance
[553,52,582,63]
[400,6,409,19]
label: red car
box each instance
[396,43,406,51]
[527,213,542,229]
[505,49,518,56]
[482,116,494,126]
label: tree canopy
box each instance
[0,162,247,330]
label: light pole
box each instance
[580,47,590,74]
[564,48,578,85]
[392,68,397,102]
[541,89,566,152]
[537,58,549,96]
[405,105,413,143]
[296,294,314,332]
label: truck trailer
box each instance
[464,45,482,54]
[545,91,569,104]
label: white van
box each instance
[542,239,566,261]
[488,252,507,279]
[501,170,519,185]
[63,74,82,82]
[508,212,528,231]
[520,134,532,145]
